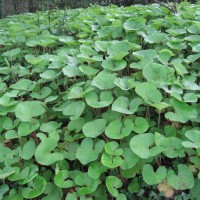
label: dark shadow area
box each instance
[0,0,197,18]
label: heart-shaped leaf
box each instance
[35,138,64,165]
[105,141,123,156]
[88,161,107,179]
[22,176,46,199]
[142,164,167,185]
[130,133,162,159]
[15,101,46,122]
[82,119,107,138]
[63,101,85,120]
[132,117,149,134]
[106,176,122,197]
[54,170,74,188]
[167,164,194,190]
[101,153,123,168]
[85,91,113,108]
[182,130,200,148]
[112,97,142,115]
[102,59,127,71]
[135,82,163,103]
[105,118,133,139]
[76,138,104,164]
[92,71,116,90]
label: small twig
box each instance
[152,0,176,13]
[173,0,179,13]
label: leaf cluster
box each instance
[0,2,199,200]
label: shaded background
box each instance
[0,0,197,18]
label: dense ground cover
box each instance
[0,2,200,199]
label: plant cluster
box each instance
[0,2,200,200]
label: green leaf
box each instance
[40,70,59,80]
[182,130,200,148]
[18,121,40,137]
[95,41,110,51]
[102,59,127,71]
[114,77,138,91]
[130,133,162,159]
[142,164,167,185]
[107,41,130,60]
[116,193,127,200]
[65,193,77,200]
[124,19,145,31]
[15,101,46,122]
[75,173,98,195]
[0,167,15,179]
[63,101,85,120]
[30,87,52,99]
[167,164,194,190]
[171,59,188,76]
[11,79,35,91]
[145,32,166,43]
[22,176,46,199]
[132,117,149,134]
[88,161,107,179]
[158,49,174,64]
[35,138,64,166]
[92,71,116,90]
[135,82,162,103]
[85,91,113,108]
[128,178,139,193]
[63,66,82,77]
[143,63,169,87]
[20,139,36,160]
[105,141,123,156]
[101,153,123,168]
[82,119,107,138]
[76,138,104,165]
[79,65,99,77]
[0,185,9,199]
[165,98,197,123]
[2,48,21,60]
[121,148,139,170]
[112,97,142,115]
[54,170,74,188]
[106,176,122,197]
[105,118,133,139]
[133,49,157,60]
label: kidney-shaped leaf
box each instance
[142,164,167,185]
[105,118,133,139]
[82,119,107,138]
[167,164,194,190]
[15,101,46,122]
[35,138,64,166]
[54,170,74,188]
[102,59,127,71]
[22,176,46,199]
[144,32,166,44]
[106,176,122,197]
[92,71,116,90]
[182,130,200,148]
[112,97,142,115]
[63,101,85,120]
[101,153,123,168]
[135,82,162,103]
[76,138,104,165]
[130,133,162,159]
[132,117,149,134]
[85,91,113,108]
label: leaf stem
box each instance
[158,110,161,129]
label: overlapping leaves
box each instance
[0,2,199,200]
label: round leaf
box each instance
[82,119,107,138]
